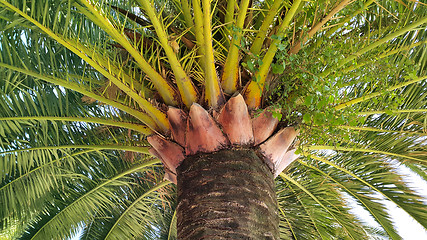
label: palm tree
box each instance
[0,0,426,239]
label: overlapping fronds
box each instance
[0,0,426,239]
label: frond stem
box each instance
[321,17,427,78]
[136,0,199,107]
[168,209,177,240]
[337,125,427,136]
[1,145,150,155]
[357,109,427,115]
[180,0,194,31]
[223,0,236,47]
[0,63,158,130]
[0,116,152,135]
[289,0,353,54]
[243,0,302,109]
[304,145,426,163]
[202,0,225,107]
[335,75,427,110]
[249,0,283,57]
[340,41,426,74]
[221,0,251,94]
[192,0,206,70]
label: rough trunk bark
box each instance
[176,149,279,239]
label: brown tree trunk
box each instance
[176,149,279,239]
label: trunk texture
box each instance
[177,149,279,239]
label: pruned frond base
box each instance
[149,94,299,184]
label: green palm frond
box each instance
[78,179,175,240]
[298,159,400,240]
[19,159,161,240]
[277,167,368,240]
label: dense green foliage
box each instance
[0,0,426,239]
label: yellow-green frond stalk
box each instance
[136,0,199,108]
[192,0,206,69]
[289,0,352,55]
[221,0,250,94]
[180,0,194,31]
[243,0,302,109]
[202,0,225,107]
[249,0,283,57]
[78,0,179,106]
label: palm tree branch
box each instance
[221,0,250,94]
[76,0,179,106]
[341,41,427,74]
[319,0,375,41]
[305,145,426,164]
[358,108,427,115]
[277,202,298,240]
[135,0,199,108]
[104,181,171,240]
[337,125,427,136]
[280,172,358,240]
[249,0,283,57]
[1,145,150,155]
[322,17,427,78]
[244,0,302,109]
[220,0,235,49]
[167,208,177,240]
[29,159,161,240]
[2,2,154,105]
[289,0,353,54]
[285,182,325,239]
[405,164,427,182]
[192,0,206,67]
[301,153,427,230]
[297,159,401,239]
[0,116,152,135]
[72,41,148,95]
[179,0,194,31]
[200,0,224,107]
[0,62,158,130]
[0,1,170,131]
[0,149,96,194]
[335,75,427,110]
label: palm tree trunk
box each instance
[176,149,279,239]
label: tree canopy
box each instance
[0,0,426,239]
